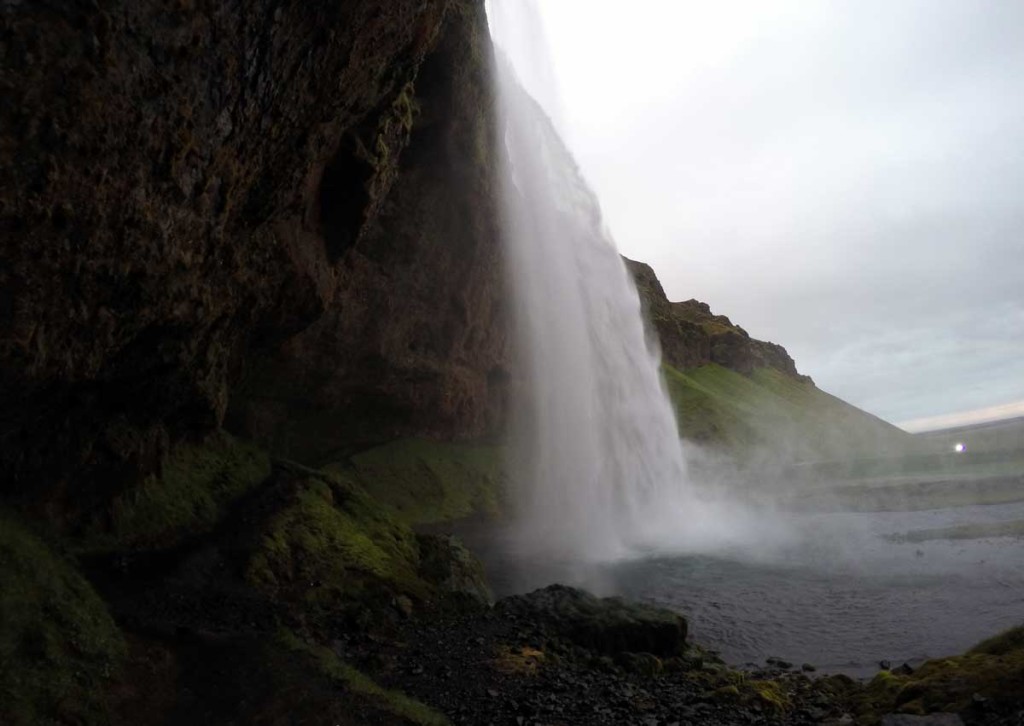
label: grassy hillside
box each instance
[663,363,911,464]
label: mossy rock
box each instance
[496,584,688,658]
[245,469,431,617]
[0,513,125,725]
[969,624,1024,656]
[416,533,492,605]
[82,430,270,553]
[851,624,1024,723]
[615,651,664,676]
[748,679,792,712]
[699,671,791,713]
[338,438,505,525]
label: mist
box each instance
[478,0,1024,676]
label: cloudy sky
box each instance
[506,0,1024,430]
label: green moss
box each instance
[711,684,741,700]
[337,438,505,526]
[245,470,429,610]
[0,513,126,725]
[969,624,1024,656]
[689,667,792,713]
[279,631,449,726]
[849,626,1024,723]
[749,679,791,711]
[663,363,909,464]
[84,431,270,553]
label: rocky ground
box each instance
[349,588,1024,726]
[3,438,1023,725]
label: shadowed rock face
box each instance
[227,3,509,462]
[497,584,689,658]
[0,0,507,510]
[625,258,810,381]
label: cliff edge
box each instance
[625,257,810,381]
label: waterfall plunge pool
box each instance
[454,497,1024,677]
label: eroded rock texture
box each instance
[227,3,508,462]
[626,258,810,380]
[0,0,506,512]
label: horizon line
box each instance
[896,399,1024,434]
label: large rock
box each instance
[497,584,688,658]
[227,2,509,461]
[0,0,507,512]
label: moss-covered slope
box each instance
[846,624,1024,723]
[664,363,910,463]
[0,515,125,725]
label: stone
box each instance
[496,585,688,658]
[416,534,493,606]
[880,715,964,726]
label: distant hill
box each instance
[625,258,912,464]
[916,415,1024,455]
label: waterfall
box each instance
[486,2,697,562]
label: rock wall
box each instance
[626,258,810,381]
[0,0,506,513]
[227,3,508,462]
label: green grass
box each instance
[82,431,270,553]
[970,625,1024,656]
[336,438,505,526]
[845,624,1024,722]
[663,363,911,463]
[246,470,430,611]
[0,513,125,725]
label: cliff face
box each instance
[623,260,913,460]
[0,0,507,509]
[227,4,508,462]
[625,258,809,381]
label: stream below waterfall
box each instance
[455,497,1024,677]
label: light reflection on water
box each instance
[460,500,1024,676]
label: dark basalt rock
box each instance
[227,2,509,462]
[496,584,689,658]
[625,257,811,381]
[1,0,508,516]
[417,533,493,606]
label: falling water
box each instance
[486,2,700,562]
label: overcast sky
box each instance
[511,0,1024,430]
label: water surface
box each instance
[463,499,1024,676]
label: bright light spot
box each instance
[954,442,966,453]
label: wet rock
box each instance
[2,0,458,508]
[615,652,664,676]
[497,585,688,658]
[417,534,493,606]
[880,714,964,726]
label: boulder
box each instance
[496,584,688,657]
[416,533,493,606]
